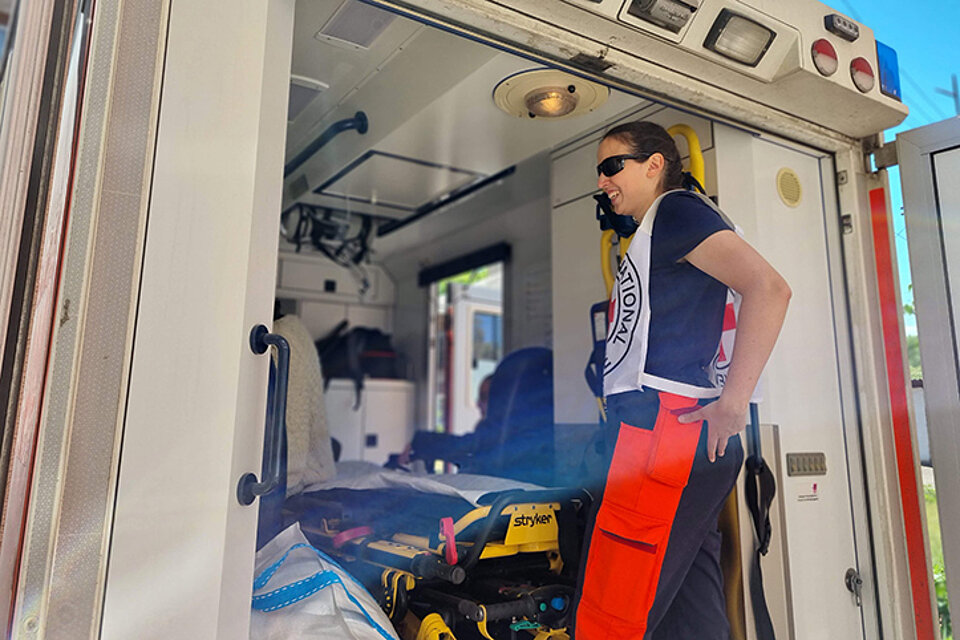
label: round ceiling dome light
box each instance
[494,69,609,119]
[525,87,579,118]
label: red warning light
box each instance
[811,39,838,76]
[851,57,875,93]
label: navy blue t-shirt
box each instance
[645,191,733,388]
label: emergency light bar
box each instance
[545,0,908,135]
[876,41,902,100]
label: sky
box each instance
[837,0,960,333]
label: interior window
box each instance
[429,262,503,445]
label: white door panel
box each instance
[714,124,867,640]
[100,2,294,638]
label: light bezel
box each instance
[703,9,777,68]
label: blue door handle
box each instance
[237,324,290,506]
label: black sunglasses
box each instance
[596,153,651,177]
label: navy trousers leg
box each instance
[646,424,743,640]
[573,390,743,639]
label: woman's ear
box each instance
[646,152,665,178]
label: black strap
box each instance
[583,301,608,400]
[744,403,777,640]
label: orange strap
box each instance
[577,392,702,639]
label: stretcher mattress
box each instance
[302,460,545,505]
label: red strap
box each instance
[332,526,373,549]
[440,517,458,565]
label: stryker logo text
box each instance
[513,513,553,528]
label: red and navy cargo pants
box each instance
[574,389,743,639]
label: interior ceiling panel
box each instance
[315,151,483,211]
[285,0,648,221]
[315,0,396,49]
[287,0,424,144]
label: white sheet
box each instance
[301,460,545,506]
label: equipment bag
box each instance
[316,322,400,408]
[250,523,399,640]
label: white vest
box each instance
[603,190,740,399]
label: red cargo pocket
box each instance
[645,392,702,488]
[646,421,701,487]
[602,422,656,511]
[580,501,671,624]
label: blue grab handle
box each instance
[237,324,290,506]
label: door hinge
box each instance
[845,567,863,606]
[840,213,853,234]
[873,144,899,171]
[863,137,899,172]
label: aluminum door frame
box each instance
[900,117,960,633]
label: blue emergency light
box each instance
[876,41,901,100]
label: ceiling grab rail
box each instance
[284,111,368,178]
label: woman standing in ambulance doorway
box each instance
[573,121,791,639]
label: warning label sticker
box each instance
[796,481,821,502]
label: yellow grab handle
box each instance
[600,229,616,298]
[666,124,704,189]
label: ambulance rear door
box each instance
[899,116,960,633]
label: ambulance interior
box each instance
[258,1,874,638]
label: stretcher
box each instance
[284,484,589,640]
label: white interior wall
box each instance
[275,249,397,340]
[382,153,552,429]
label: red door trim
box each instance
[870,186,936,639]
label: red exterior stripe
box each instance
[870,187,936,639]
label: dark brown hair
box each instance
[602,121,683,191]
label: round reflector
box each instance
[811,39,838,76]
[850,57,875,93]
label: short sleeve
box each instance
[652,192,732,264]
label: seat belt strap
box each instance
[744,403,777,640]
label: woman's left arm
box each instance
[677,229,792,462]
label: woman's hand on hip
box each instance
[676,397,747,463]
